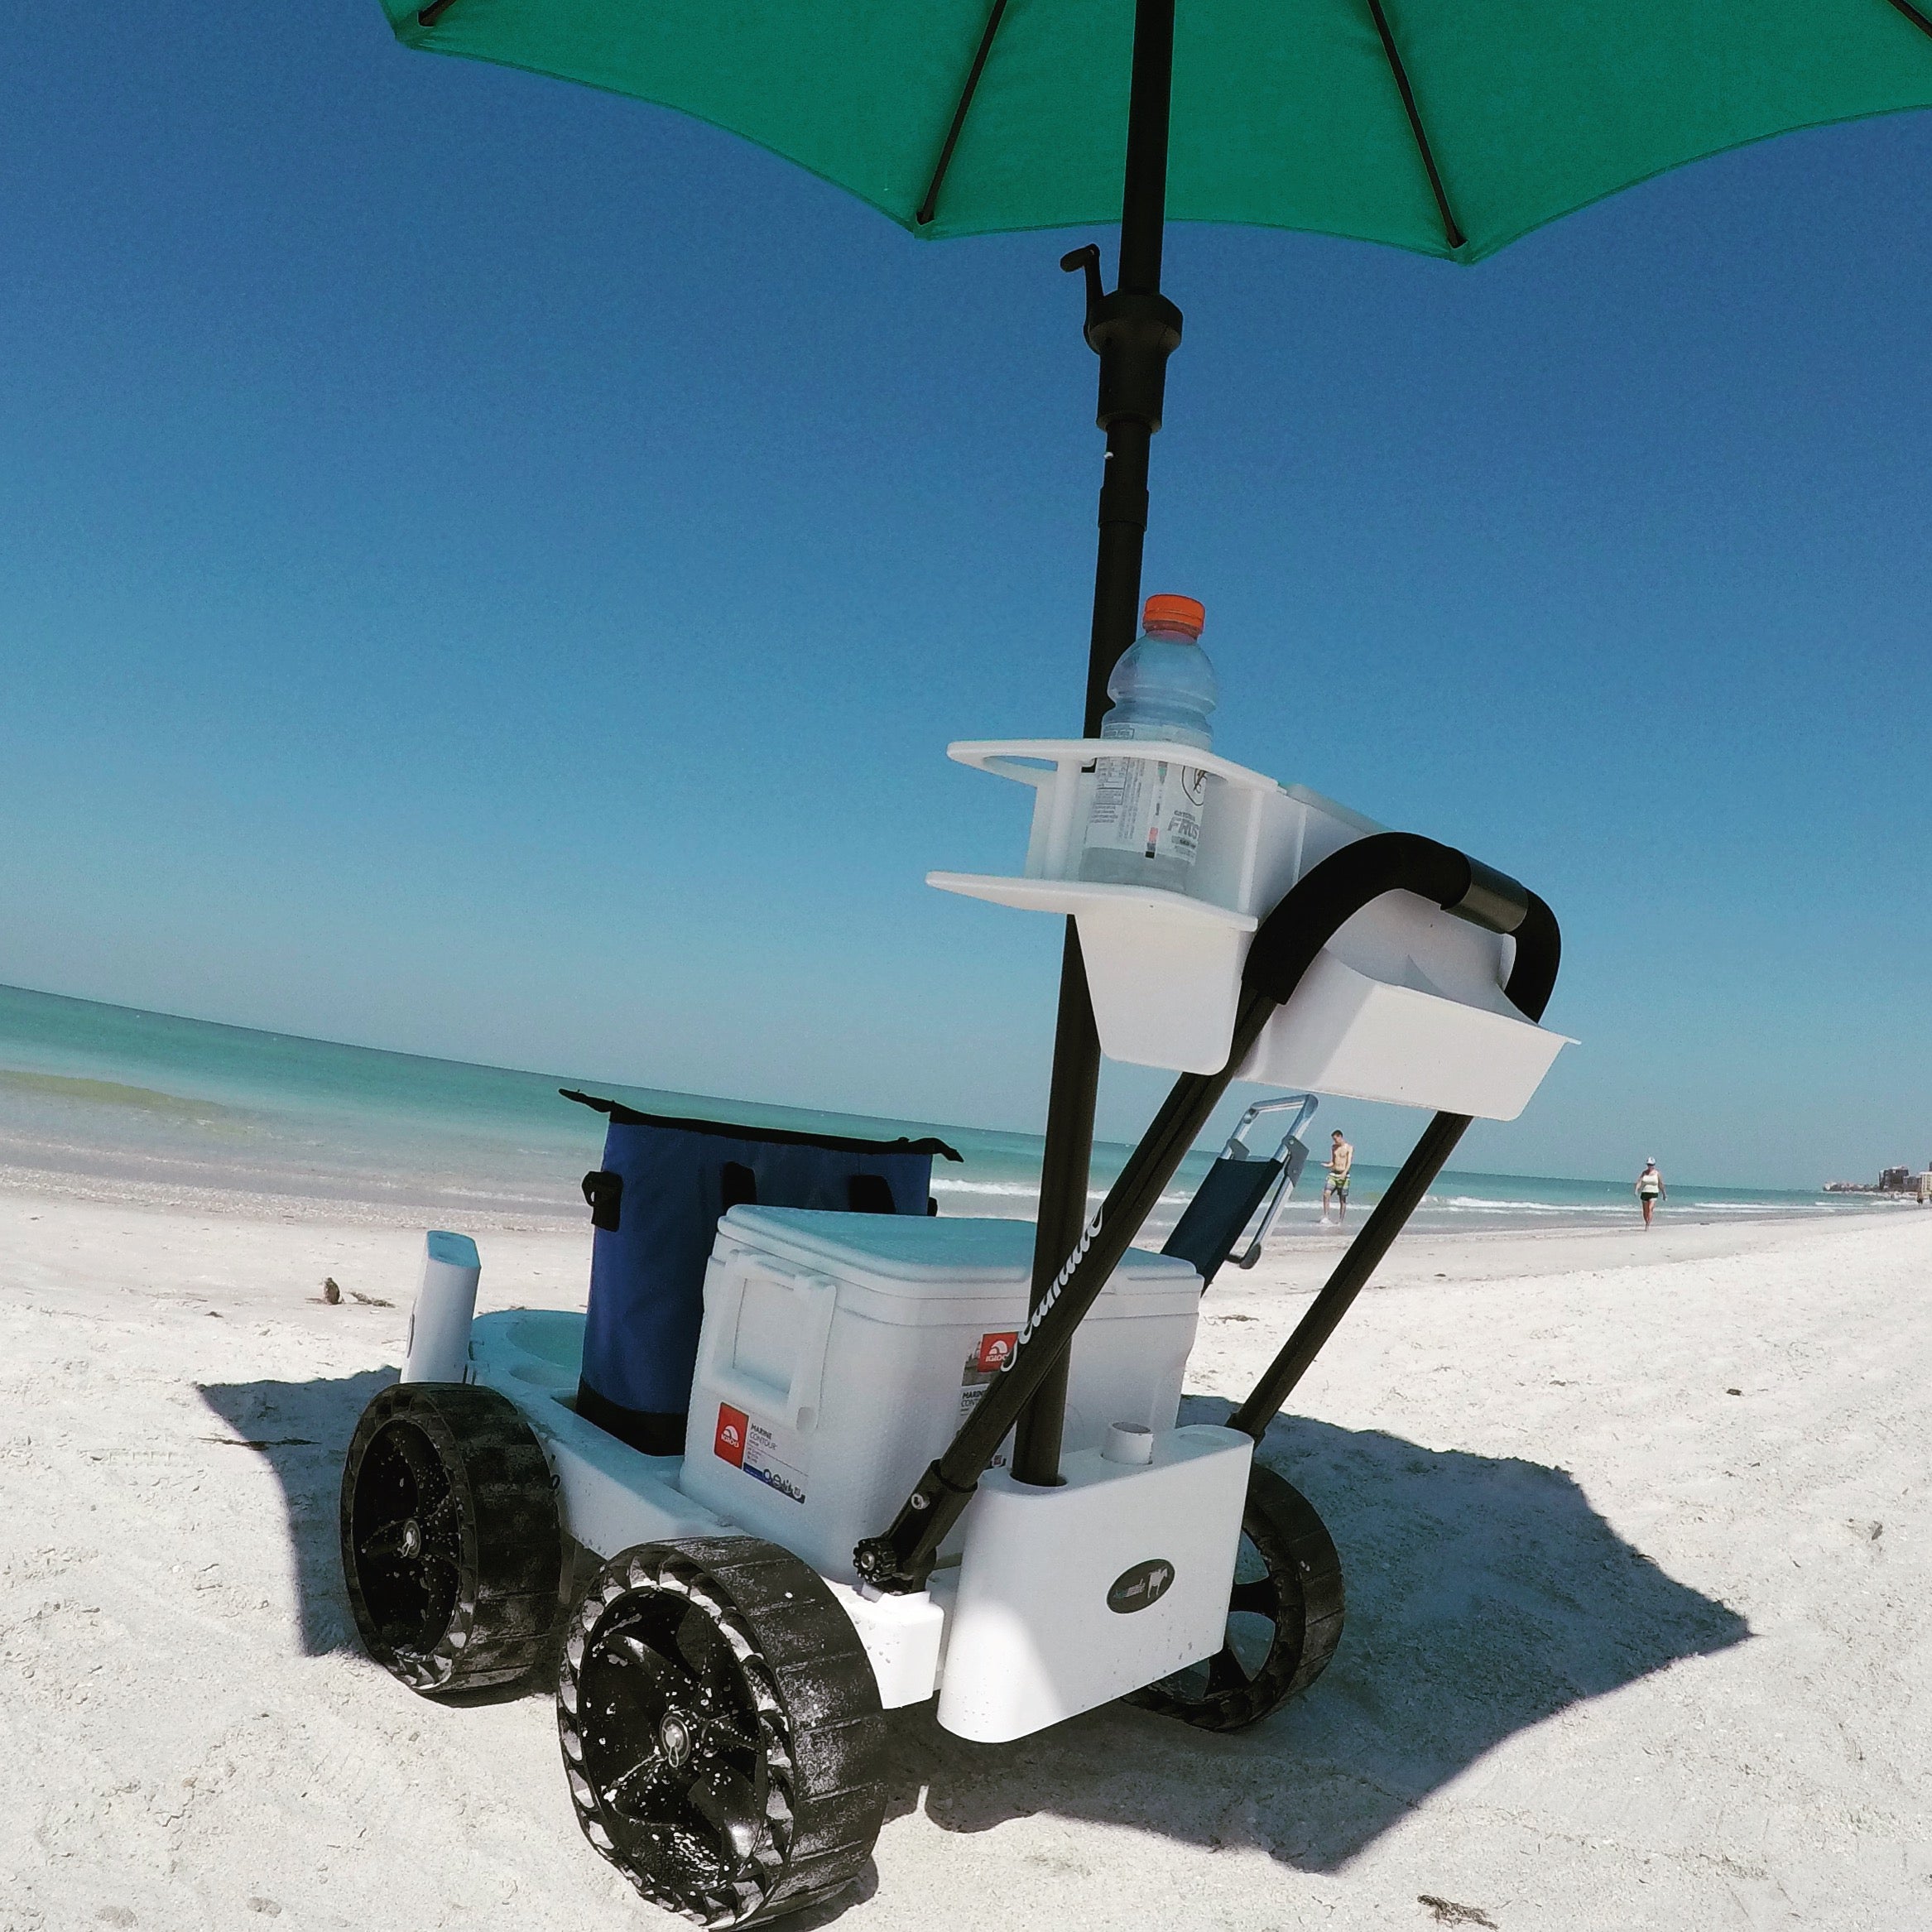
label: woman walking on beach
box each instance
[1636,1159,1665,1228]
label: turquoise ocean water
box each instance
[0,982,1883,1238]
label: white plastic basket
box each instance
[929,738,1571,1117]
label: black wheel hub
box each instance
[559,1540,890,1928]
[348,1419,464,1657]
[658,1709,694,1770]
[559,1555,815,1925]
[575,1589,770,1894]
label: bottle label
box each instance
[1084,752,1208,868]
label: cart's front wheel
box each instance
[1129,1462,1343,1733]
[558,1538,887,1927]
[339,1381,562,1694]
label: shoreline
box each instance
[0,1144,1905,1245]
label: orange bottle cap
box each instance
[1142,594,1204,638]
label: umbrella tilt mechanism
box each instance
[1060,240,1185,437]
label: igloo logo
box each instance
[714,1403,748,1468]
[976,1332,1018,1372]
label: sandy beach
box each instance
[2,1185,1927,1932]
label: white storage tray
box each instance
[930,738,1570,1117]
[935,1425,1252,1743]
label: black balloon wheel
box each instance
[348,1415,469,1679]
[1129,1463,1343,1733]
[560,1552,790,1926]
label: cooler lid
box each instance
[718,1208,1200,1296]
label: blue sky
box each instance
[2,7,1928,1187]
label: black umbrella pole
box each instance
[1010,923,1101,1483]
[1013,0,1180,1490]
[1012,418,1155,1486]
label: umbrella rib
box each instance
[1882,0,1932,36]
[416,0,460,25]
[916,0,1011,227]
[1363,0,1465,253]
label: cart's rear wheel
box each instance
[558,1538,887,1927]
[1129,1462,1343,1733]
[340,1381,561,1694]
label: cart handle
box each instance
[853,834,1560,1591]
[1223,1092,1319,1163]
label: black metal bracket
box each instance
[853,834,1560,1592]
[1060,245,1185,433]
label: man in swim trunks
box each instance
[1636,1158,1665,1228]
[1323,1130,1354,1226]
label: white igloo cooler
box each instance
[678,1208,1203,1584]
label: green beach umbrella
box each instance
[384,0,1932,260]
[379,0,1932,1478]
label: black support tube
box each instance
[855,834,1555,1590]
[1231,889,1561,1439]
[1230,1111,1473,1435]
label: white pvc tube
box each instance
[402,1230,481,1384]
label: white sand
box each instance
[2,1188,1928,1932]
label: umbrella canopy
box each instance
[385,0,1932,261]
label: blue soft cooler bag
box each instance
[563,1090,959,1454]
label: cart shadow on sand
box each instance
[198,1374,1748,1882]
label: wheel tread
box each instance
[556,1537,887,1925]
[1127,1461,1344,1733]
[339,1381,562,1697]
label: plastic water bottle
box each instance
[1079,594,1218,893]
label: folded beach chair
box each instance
[1161,1095,1318,1286]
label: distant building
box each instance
[1824,1166,1932,1199]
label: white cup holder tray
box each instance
[929,738,1571,1119]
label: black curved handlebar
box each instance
[1240,830,1555,1022]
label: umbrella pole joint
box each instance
[1060,246,1184,435]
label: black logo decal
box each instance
[1107,1558,1175,1615]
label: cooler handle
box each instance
[697,1248,839,1433]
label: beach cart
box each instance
[339,769,1566,1924]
